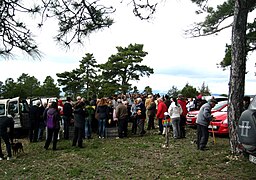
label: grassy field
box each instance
[0,126,255,179]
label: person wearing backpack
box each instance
[44,101,61,150]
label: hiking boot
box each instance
[7,157,11,161]
[0,157,3,161]
[199,147,209,151]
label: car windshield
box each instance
[220,106,228,112]
[249,96,256,110]
[212,101,227,111]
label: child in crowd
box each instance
[162,112,172,148]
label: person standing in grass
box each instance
[177,94,188,138]
[96,98,109,139]
[44,101,62,150]
[38,102,47,141]
[145,95,152,128]
[85,101,95,139]
[72,101,87,148]
[147,96,156,130]
[131,98,138,134]
[63,97,73,140]
[196,99,217,151]
[115,99,128,138]
[169,97,182,139]
[29,101,41,142]
[136,98,146,136]
[0,116,13,160]
[156,98,168,135]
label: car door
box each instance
[8,97,30,129]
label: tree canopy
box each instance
[100,43,154,94]
[0,74,60,98]
[0,0,158,58]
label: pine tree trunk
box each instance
[228,0,248,154]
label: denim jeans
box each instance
[197,124,209,150]
[158,118,163,133]
[172,117,181,138]
[85,117,92,138]
[38,121,45,141]
[98,119,106,138]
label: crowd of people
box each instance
[0,92,222,160]
[35,93,194,150]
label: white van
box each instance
[0,97,30,129]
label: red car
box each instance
[208,106,228,135]
[186,100,228,126]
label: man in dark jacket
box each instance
[0,116,13,160]
[196,99,217,151]
[115,99,128,138]
[72,101,87,148]
[136,98,146,136]
[63,97,73,140]
[29,101,41,142]
[38,102,47,141]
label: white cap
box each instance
[164,112,170,116]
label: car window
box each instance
[20,100,29,112]
[8,101,18,114]
[249,96,256,110]
[0,104,5,115]
[212,101,227,110]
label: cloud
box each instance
[0,0,255,96]
[154,65,228,78]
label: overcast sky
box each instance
[0,0,255,95]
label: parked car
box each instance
[187,100,228,127]
[208,106,228,135]
[0,97,30,129]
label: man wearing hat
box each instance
[196,99,217,151]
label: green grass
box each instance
[1,126,255,179]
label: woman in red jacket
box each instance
[178,94,188,138]
[156,98,168,135]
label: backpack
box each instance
[47,113,56,129]
[238,110,256,154]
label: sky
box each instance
[0,0,255,95]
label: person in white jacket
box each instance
[168,97,183,139]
